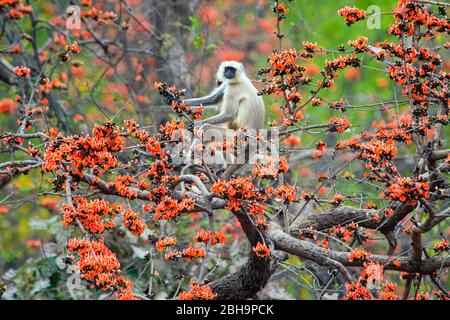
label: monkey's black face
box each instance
[224,66,236,79]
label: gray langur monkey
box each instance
[183,60,265,131]
[180,61,266,169]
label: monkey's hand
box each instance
[166,92,181,105]
[187,122,196,131]
[188,119,205,132]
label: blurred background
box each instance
[0,0,448,299]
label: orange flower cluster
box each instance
[259,48,311,107]
[115,276,137,300]
[348,36,368,53]
[349,248,372,262]
[329,98,347,112]
[267,48,298,76]
[282,109,304,126]
[193,229,227,245]
[3,1,32,20]
[173,101,203,120]
[156,236,177,253]
[212,177,267,212]
[81,6,117,22]
[325,55,361,73]
[42,122,124,177]
[329,117,351,133]
[344,282,371,300]
[252,156,289,178]
[331,193,345,205]
[178,279,216,300]
[59,41,81,62]
[385,177,430,206]
[253,242,271,258]
[317,171,329,181]
[62,198,116,234]
[0,204,8,216]
[274,2,289,15]
[348,137,398,173]
[345,262,389,300]
[13,65,30,77]
[302,41,318,53]
[154,82,203,121]
[159,119,185,140]
[154,81,182,104]
[343,116,415,183]
[360,261,383,286]
[365,202,377,210]
[274,184,297,203]
[320,55,361,90]
[38,76,67,102]
[122,209,146,236]
[379,282,398,300]
[432,290,450,301]
[374,2,448,112]
[0,1,18,8]
[313,140,327,160]
[1,135,23,149]
[39,197,59,211]
[80,0,92,7]
[390,0,449,38]
[148,196,194,220]
[124,119,168,163]
[8,43,21,54]
[147,159,171,182]
[68,238,136,300]
[165,245,206,262]
[434,239,449,253]
[113,175,138,199]
[62,198,145,237]
[147,185,168,199]
[27,239,41,248]
[337,6,366,26]
[65,42,80,54]
[415,292,430,300]
[384,208,394,218]
[146,137,165,158]
[28,145,41,158]
[375,114,414,144]
[124,119,149,142]
[182,246,206,261]
[328,223,356,243]
[0,98,16,115]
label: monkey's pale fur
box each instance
[202,61,265,130]
[183,61,266,167]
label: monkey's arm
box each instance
[202,96,248,126]
[183,83,225,107]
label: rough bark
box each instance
[268,224,450,274]
[147,0,200,130]
[209,209,273,299]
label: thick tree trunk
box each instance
[147,0,200,131]
[208,209,274,299]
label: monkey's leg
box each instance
[187,123,234,167]
[221,135,254,179]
